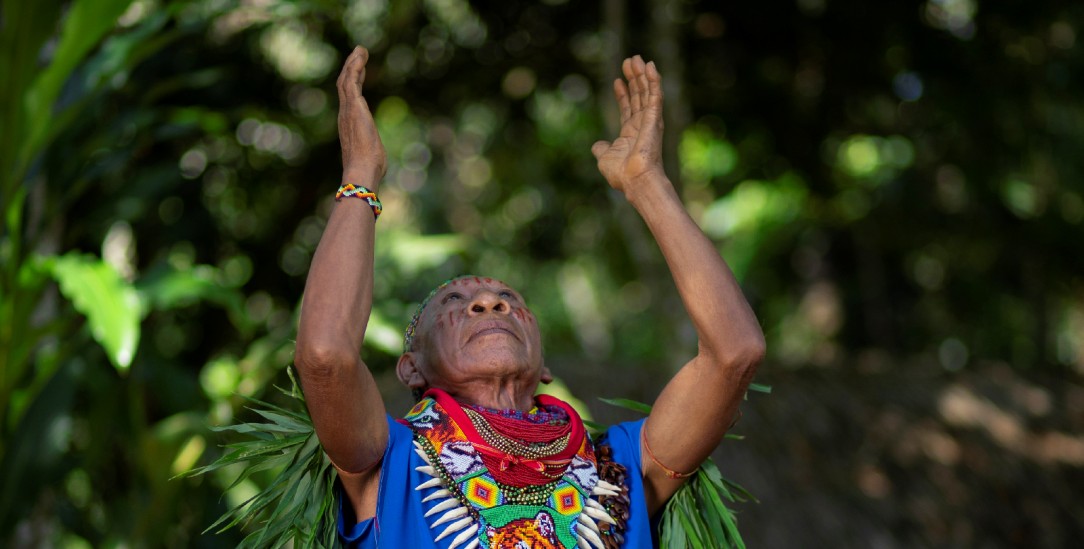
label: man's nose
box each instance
[468,291,509,315]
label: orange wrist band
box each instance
[641,419,696,479]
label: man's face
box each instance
[411,277,545,389]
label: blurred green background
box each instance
[2,0,1082,546]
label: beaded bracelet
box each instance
[335,184,382,220]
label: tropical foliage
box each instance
[180,370,337,549]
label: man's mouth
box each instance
[467,322,518,343]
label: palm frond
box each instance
[599,389,768,549]
[180,366,339,548]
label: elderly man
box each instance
[295,46,765,548]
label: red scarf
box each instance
[423,388,588,486]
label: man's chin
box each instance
[451,352,540,377]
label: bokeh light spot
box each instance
[179,148,208,179]
[201,357,240,399]
[838,136,881,178]
[503,67,537,99]
[1002,179,1039,218]
[893,71,924,101]
[559,74,590,102]
[939,338,969,371]
[260,21,337,82]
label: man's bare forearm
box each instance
[626,172,765,367]
[629,170,765,514]
[297,169,380,363]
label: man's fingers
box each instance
[337,46,370,100]
[646,61,663,111]
[591,140,610,160]
[337,48,361,83]
[622,56,636,97]
[614,79,631,124]
[647,61,661,91]
[628,55,644,113]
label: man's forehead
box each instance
[430,276,520,300]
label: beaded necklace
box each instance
[423,389,583,486]
[465,409,572,462]
[402,389,623,549]
[463,402,567,424]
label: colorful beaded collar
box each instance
[400,389,621,549]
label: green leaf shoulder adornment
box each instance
[180,370,339,548]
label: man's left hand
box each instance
[591,55,666,196]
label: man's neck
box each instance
[442,379,535,412]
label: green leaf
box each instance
[582,419,608,432]
[19,0,136,176]
[215,422,299,437]
[136,263,251,332]
[598,397,653,415]
[722,478,759,504]
[220,434,308,461]
[45,253,141,371]
[694,475,728,544]
[660,503,685,549]
[0,358,79,536]
[0,0,61,195]
[699,459,726,485]
[673,489,707,547]
[248,408,313,433]
[186,375,341,547]
[747,382,772,394]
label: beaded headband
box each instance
[403,275,478,353]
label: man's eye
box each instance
[498,291,513,299]
[443,293,464,303]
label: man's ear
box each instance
[396,352,428,390]
[540,364,554,384]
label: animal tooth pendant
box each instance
[423,498,460,517]
[582,504,617,525]
[577,513,602,535]
[591,484,619,497]
[422,489,453,503]
[447,524,480,549]
[415,477,443,490]
[434,516,474,541]
[575,523,606,549]
[431,506,469,528]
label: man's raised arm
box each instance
[295,47,389,511]
[591,55,766,515]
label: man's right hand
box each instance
[337,46,387,188]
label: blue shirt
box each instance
[338,415,651,548]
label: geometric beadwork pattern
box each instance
[551,485,584,515]
[464,476,501,509]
